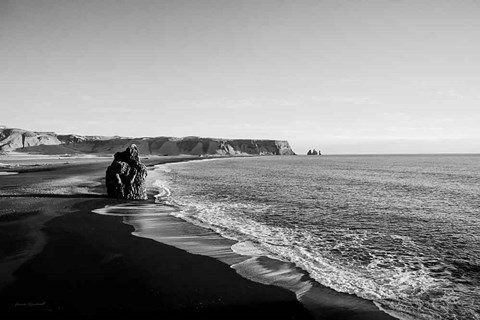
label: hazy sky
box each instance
[1,0,480,154]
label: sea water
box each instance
[150,155,480,320]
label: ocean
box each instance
[97,155,480,320]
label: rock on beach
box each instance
[105,144,147,200]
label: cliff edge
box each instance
[0,127,295,156]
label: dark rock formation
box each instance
[105,144,147,200]
[307,149,319,155]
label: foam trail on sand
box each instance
[95,201,391,320]
[94,161,403,320]
[94,202,247,265]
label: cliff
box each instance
[0,128,61,151]
[0,127,295,156]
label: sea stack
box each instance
[105,144,148,200]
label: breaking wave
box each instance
[148,156,480,320]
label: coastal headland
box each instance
[0,127,295,156]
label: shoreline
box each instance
[1,198,311,319]
[1,154,397,319]
[135,159,400,320]
[0,154,310,319]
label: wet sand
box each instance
[0,155,398,319]
[0,156,310,319]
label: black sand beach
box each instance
[0,156,397,319]
[0,156,310,319]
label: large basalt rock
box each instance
[106,144,147,200]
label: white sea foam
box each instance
[152,157,480,320]
[0,171,18,175]
[232,257,313,299]
[171,198,477,320]
[93,204,177,217]
[152,180,171,201]
[231,241,268,257]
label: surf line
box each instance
[94,163,402,320]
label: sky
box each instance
[1,0,480,154]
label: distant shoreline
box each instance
[301,153,480,156]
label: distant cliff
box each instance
[0,127,295,156]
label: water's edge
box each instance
[94,160,403,320]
